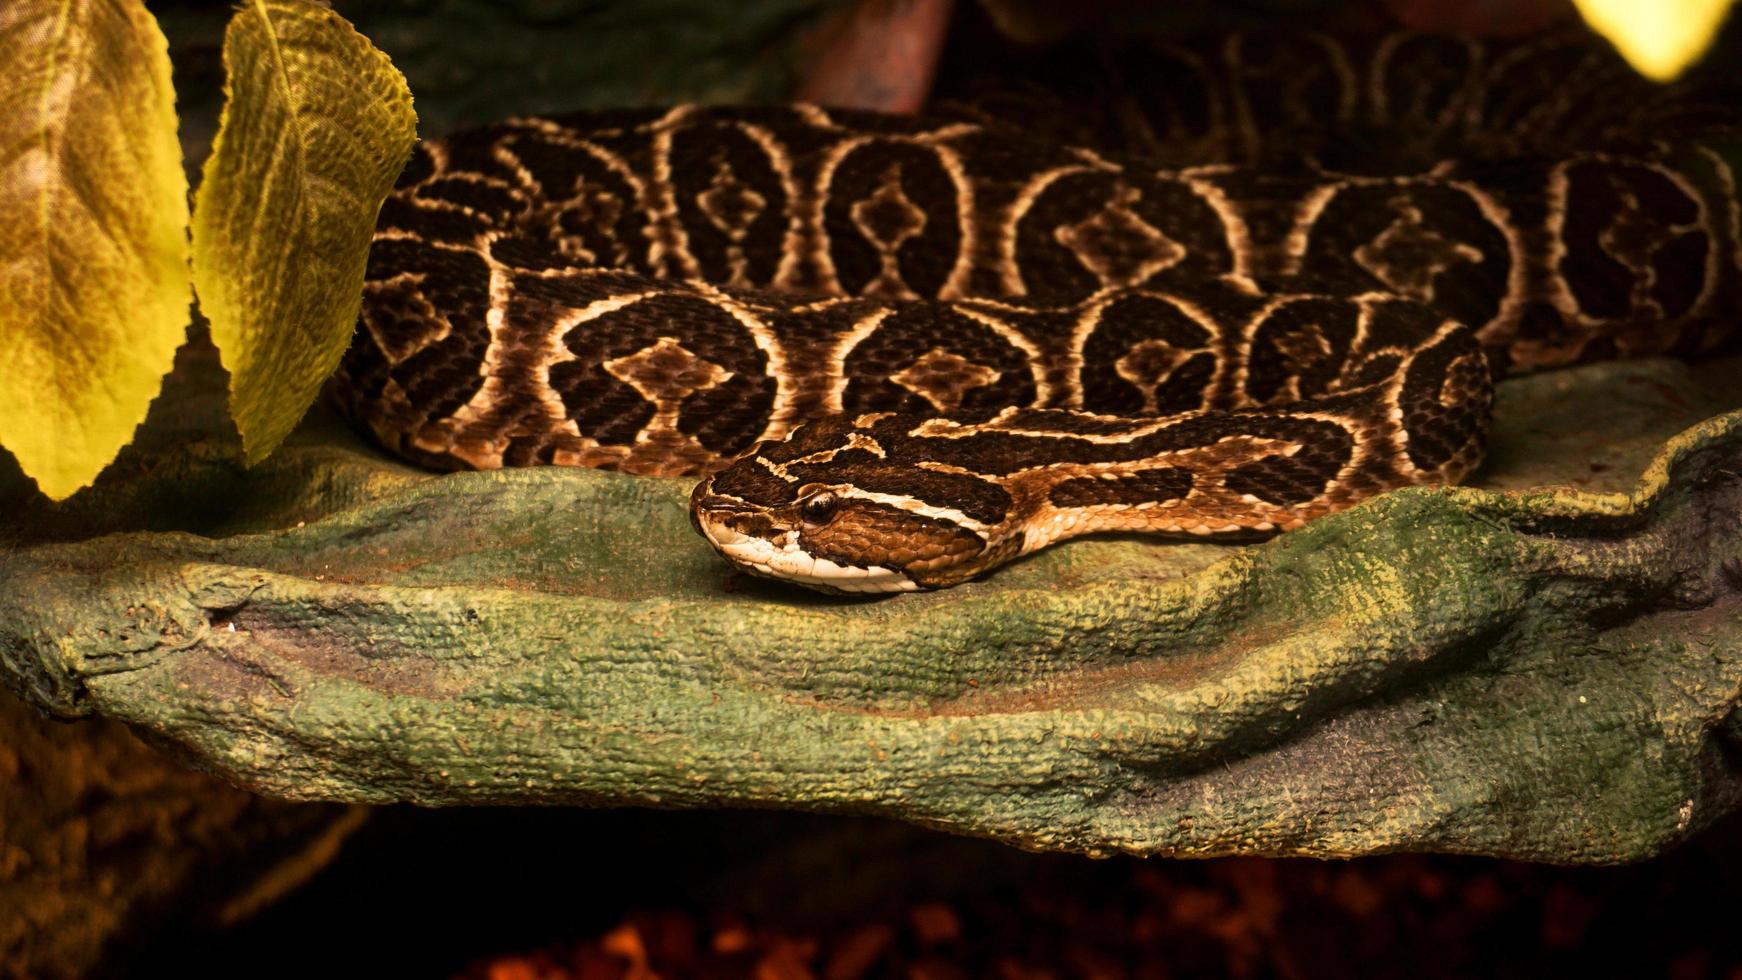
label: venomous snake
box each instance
[334,29,1742,593]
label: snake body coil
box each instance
[335,30,1742,592]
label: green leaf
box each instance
[191,0,416,466]
[0,0,191,501]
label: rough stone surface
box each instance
[3,336,1741,864]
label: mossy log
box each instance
[3,339,1740,864]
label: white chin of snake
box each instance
[699,523,920,594]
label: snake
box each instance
[333,28,1742,593]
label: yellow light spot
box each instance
[1574,0,1734,80]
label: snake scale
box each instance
[334,28,1742,592]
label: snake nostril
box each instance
[691,493,756,521]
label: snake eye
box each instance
[799,490,840,526]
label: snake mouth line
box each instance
[693,518,920,594]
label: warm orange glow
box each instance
[1575,0,1734,79]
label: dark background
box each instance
[50,2,1742,976]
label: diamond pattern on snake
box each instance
[333,29,1742,593]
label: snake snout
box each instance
[688,491,717,531]
[688,483,764,538]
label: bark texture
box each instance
[0,686,363,979]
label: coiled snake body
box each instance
[335,30,1742,592]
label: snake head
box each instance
[689,415,1019,594]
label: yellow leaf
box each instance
[0,0,191,501]
[192,0,416,465]
[1574,0,1735,80]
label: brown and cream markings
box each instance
[334,31,1742,592]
